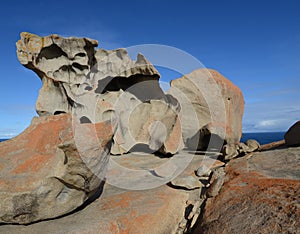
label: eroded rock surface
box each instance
[170,68,244,150]
[1,150,216,233]
[0,114,113,224]
[16,32,182,155]
[98,91,183,155]
[195,147,300,233]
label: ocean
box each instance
[0,132,285,145]
[241,132,285,145]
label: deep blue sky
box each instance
[0,0,299,138]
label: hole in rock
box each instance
[37,44,68,62]
[54,111,66,115]
[72,62,89,71]
[129,144,155,154]
[80,116,92,124]
[187,131,226,152]
[95,75,164,101]
[75,53,86,57]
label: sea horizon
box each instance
[0,131,285,145]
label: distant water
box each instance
[0,139,9,142]
[0,132,286,145]
[241,132,285,145]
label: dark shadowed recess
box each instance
[94,74,165,101]
[187,131,225,152]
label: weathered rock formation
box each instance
[3,31,295,233]
[96,91,183,155]
[169,68,244,150]
[0,114,113,224]
[16,32,182,155]
[0,150,223,233]
[195,147,300,233]
[285,120,300,146]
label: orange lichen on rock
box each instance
[195,148,300,233]
[0,113,113,224]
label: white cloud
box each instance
[0,129,17,139]
[243,100,300,133]
[256,120,278,128]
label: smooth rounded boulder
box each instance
[169,68,244,150]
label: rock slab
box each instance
[0,177,188,234]
[195,147,300,233]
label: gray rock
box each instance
[222,143,240,160]
[206,168,226,197]
[206,176,225,198]
[223,140,260,160]
[16,32,183,155]
[285,121,300,146]
[16,32,161,117]
[195,165,211,177]
[171,176,204,190]
[245,139,260,152]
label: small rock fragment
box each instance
[206,168,226,197]
[171,176,204,190]
[188,201,201,219]
[206,176,225,197]
[245,139,260,151]
[223,143,239,160]
[195,165,211,177]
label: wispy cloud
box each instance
[0,129,18,139]
[243,100,300,132]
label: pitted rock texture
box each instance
[16,32,182,155]
[0,114,113,224]
[16,32,161,117]
[195,147,300,233]
[96,90,183,155]
[170,68,244,150]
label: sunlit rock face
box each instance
[16,32,183,155]
[170,68,244,150]
[0,114,113,224]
